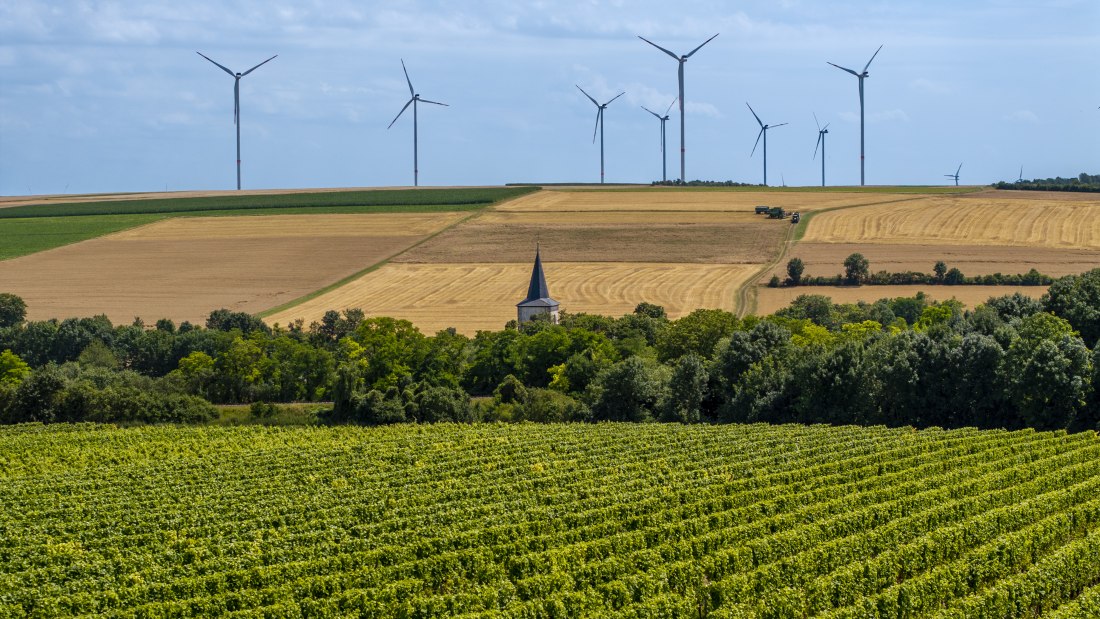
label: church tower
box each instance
[516,244,559,325]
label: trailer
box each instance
[754,205,770,215]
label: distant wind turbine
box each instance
[945,163,962,186]
[827,44,883,186]
[577,86,625,184]
[746,102,787,187]
[641,98,677,182]
[388,59,448,187]
[1017,166,1024,182]
[196,52,277,190]
[813,112,831,187]
[638,33,719,184]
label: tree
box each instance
[656,309,740,361]
[776,295,838,329]
[661,353,707,423]
[943,267,965,285]
[588,357,668,422]
[633,302,667,320]
[0,293,26,329]
[933,261,947,282]
[984,292,1043,323]
[1001,312,1093,429]
[786,258,805,285]
[1043,268,1100,347]
[843,253,870,285]
[0,350,30,385]
[206,308,270,334]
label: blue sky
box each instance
[1,0,1097,194]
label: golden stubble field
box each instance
[0,213,465,324]
[754,189,1100,313]
[266,263,758,335]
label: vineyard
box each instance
[2,423,1100,617]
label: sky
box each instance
[1,0,1098,195]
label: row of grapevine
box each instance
[1,423,1097,617]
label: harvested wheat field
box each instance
[265,263,757,334]
[754,285,1048,316]
[0,213,464,324]
[494,188,890,213]
[766,243,1100,280]
[803,193,1100,248]
[395,210,786,264]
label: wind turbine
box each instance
[813,112,830,187]
[388,59,448,187]
[641,98,677,182]
[577,86,624,184]
[196,52,277,190]
[827,44,883,186]
[638,33,719,184]
[746,102,787,187]
[1017,166,1024,182]
[945,163,962,186]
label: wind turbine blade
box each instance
[813,133,822,160]
[665,97,677,116]
[387,98,413,129]
[827,61,859,77]
[241,54,277,76]
[745,102,763,128]
[418,98,448,106]
[813,112,821,131]
[822,123,830,131]
[196,52,235,77]
[956,163,963,175]
[863,44,884,73]
[637,36,679,60]
[750,128,764,157]
[605,91,625,105]
[641,105,661,118]
[684,33,719,58]
[400,59,414,97]
[772,123,789,128]
[592,109,601,143]
[576,85,599,106]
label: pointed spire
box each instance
[524,242,551,302]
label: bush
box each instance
[0,293,27,329]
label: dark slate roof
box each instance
[517,297,560,308]
[520,244,556,304]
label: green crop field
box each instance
[0,187,537,260]
[2,423,1099,617]
[0,187,538,219]
[0,214,166,261]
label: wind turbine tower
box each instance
[945,163,962,186]
[638,33,719,184]
[577,86,624,184]
[388,60,448,187]
[746,102,787,187]
[641,98,677,182]
[813,113,831,187]
[827,44,883,186]
[196,52,277,190]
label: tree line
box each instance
[993,173,1100,193]
[772,255,1053,288]
[1,267,1098,431]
